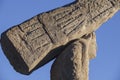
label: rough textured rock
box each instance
[51,33,96,80]
[0,0,120,74]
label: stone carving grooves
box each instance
[0,0,120,75]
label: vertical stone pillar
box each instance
[51,33,97,80]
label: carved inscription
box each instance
[0,0,119,74]
[6,16,53,71]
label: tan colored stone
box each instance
[0,0,120,74]
[51,32,96,80]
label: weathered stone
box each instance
[0,0,120,74]
[51,33,96,80]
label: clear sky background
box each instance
[0,0,120,80]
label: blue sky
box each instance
[0,0,120,80]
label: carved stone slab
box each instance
[0,0,120,74]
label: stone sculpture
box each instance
[0,0,120,80]
[51,33,96,80]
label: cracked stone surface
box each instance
[0,0,120,74]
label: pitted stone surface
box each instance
[0,0,120,74]
[51,33,96,80]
